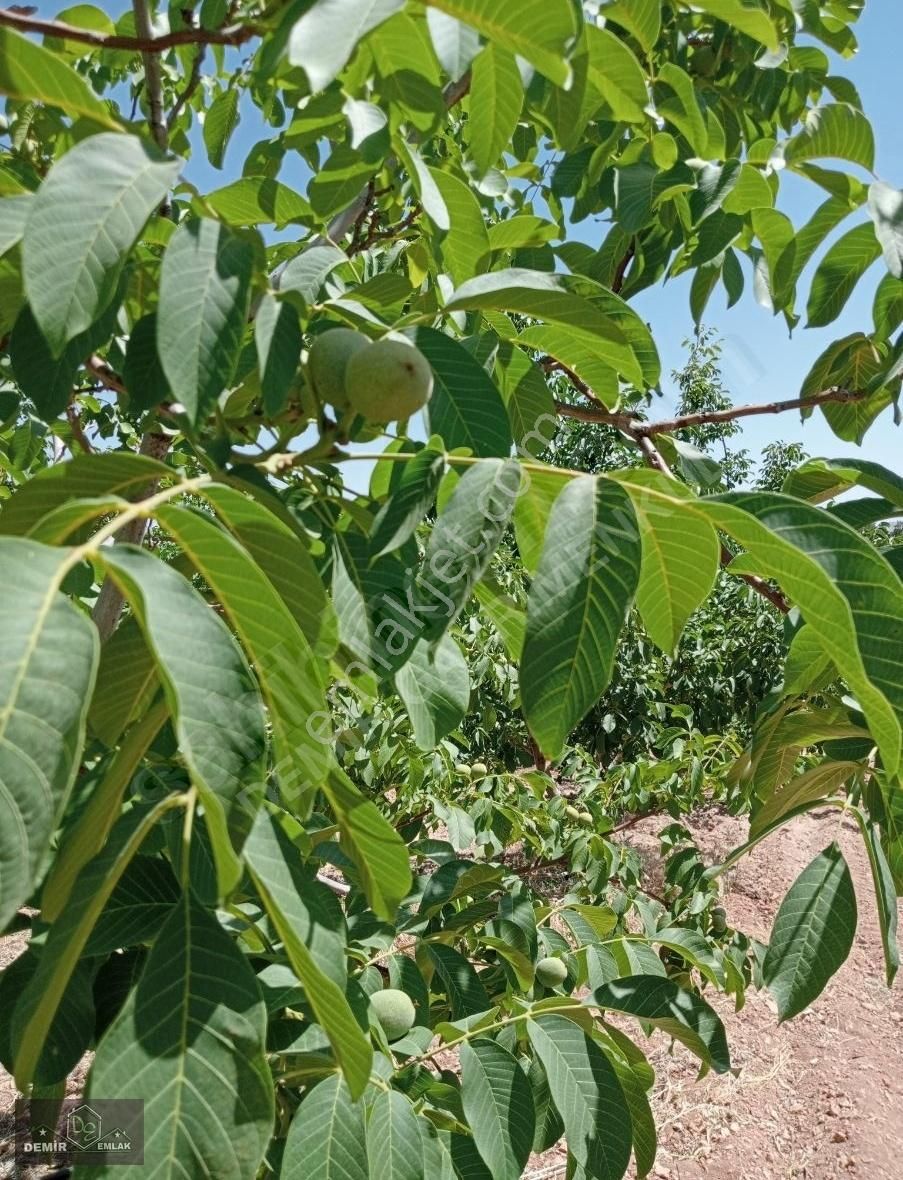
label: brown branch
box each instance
[132,0,167,152]
[0,6,259,50]
[611,238,636,295]
[66,404,94,454]
[554,386,865,435]
[167,44,206,130]
[85,355,127,395]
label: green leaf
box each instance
[201,482,338,659]
[370,442,446,557]
[693,0,780,48]
[85,854,180,955]
[703,491,903,775]
[205,177,312,227]
[521,476,641,759]
[323,766,412,919]
[22,133,180,356]
[762,843,857,1021]
[13,797,182,1090]
[87,617,158,746]
[424,0,578,87]
[856,815,900,987]
[288,0,406,91]
[513,468,570,574]
[468,45,523,177]
[99,544,268,894]
[310,145,380,221]
[0,451,170,537]
[868,181,903,279]
[255,293,303,416]
[158,218,253,424]
[628,479,720,652]
[0,26,120,129]
[282,1074,368,1180]
[279,243,348,305]
[428,168,490,285]
[750,761,860,840]
[395,634,470,750]
[0,193,30,258]
[585,25,649,124]
[416,458,522,641]
[495,342,557,458]
[155,501,331,811]
[783,104,876,172]
[592,974,731,1074]
[527,1014,632,1180]
[806,221,881,328]
[243,809,372,1097]
[426,9,481,80]
[366,1090,425,1180]
[655,64,708,155]
[600,0,660,52]
[415,327,511,457]
[429,944,491,1018]
[87,892,274,1178]
[204,87,241,170]
[460,1038,535,1179]
[446,269,651,388]
[123,312,170,412]
[0,539,98,931]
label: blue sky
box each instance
[29,1,902,475]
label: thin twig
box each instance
[0,6,259,50]
[86,354,127,395]
[66,404,94,454]
[167,44,206,130]
[131,0,167,152]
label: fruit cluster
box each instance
[307,328,433,422]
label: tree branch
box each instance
[167,44,206,130]
[0,6,259,50]
[132,0,167,152]
[554,386,864,435]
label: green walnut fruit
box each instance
[471,761,489,779]
[577,811,594,828]
[455,763,473,779]
[711,905,728,934]
[345,338,433,422]
[369,988,416,1042]
[565,805,581,821]
[307,327,369,410]
[535,957,568,988]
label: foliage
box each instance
[0,1,902,1178]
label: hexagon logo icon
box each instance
[66,1103,102,1149]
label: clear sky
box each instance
[27,1,902,476]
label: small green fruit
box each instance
[307,327,369,410]
[577,811,594,828]
[471,761,489,778]
[455,763,473,779]
[535,957,568,988]
[345,338,433,422]
[565,805,581,821]
[711,905,728,934]
[369,988,416,1042]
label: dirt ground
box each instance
[1,807,901,1179]
[528,808,903,1180]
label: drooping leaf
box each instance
[99,544,268,894]
[592,974,731,1074]
[521,476,641,759]
[366,1089,425,1180]
[806,221,881,328]
[693,0,779,48]
[0,539,98,931]
[468,45,523,178]
[370,441,446,557]
[415,326,512,457]
[395,634,470,750]
[157,217,253,424]
[282,1073,368,1180]
[22,133,180,355]
[288,0,406,92]
[0,26,120,129]
[415,457,522,641]
[527,1014,632,1180]
[243,808,372,1097]
[423,0,578,87]
[868,181,903,279]
[762,843,857,1021]
[460,1038,535,1180]
[87,892,274,1178]
[783,103,876,172]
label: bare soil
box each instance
[2,808,901,1179]
[529,808,903,1180]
